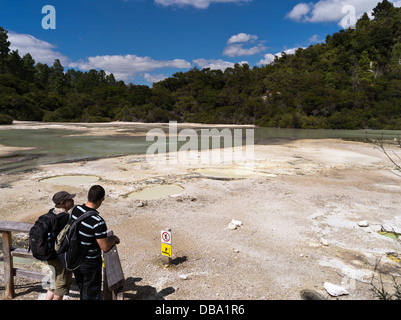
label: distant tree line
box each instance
[1,0,401,129]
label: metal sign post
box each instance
[161,228,172,266]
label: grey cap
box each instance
[52,191,76,205]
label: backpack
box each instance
[29,210,58,261]
[56,207,97,271]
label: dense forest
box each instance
[1,0,401,129]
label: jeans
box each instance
[73,256,102,300]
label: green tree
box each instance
[0,27,10,73]
[49,59,66,94]
[390,42,401,73]
[34,63,51,88]
[372,0,394,20]
[358,50,374,85]
[22,53,36,82]
[6,50,23,78]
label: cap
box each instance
[52,191,76,205]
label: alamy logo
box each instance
[146,121,255,165]
[42,5,56,30]
[341,5,357,30]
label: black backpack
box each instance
[56,209,97,271]
[29,210,58,261]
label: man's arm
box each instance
[97,235,120,253]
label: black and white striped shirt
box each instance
[71,204,108,259]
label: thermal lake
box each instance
[1,121,400,175]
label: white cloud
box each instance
[308,34,324,44]
[223,32,266,57]
[144,73,168,83]
[69,55,191,82]
[223,43,266,57]
[154,0,250,9]
[257,53,275,65]
[227,33,258,44]
[7,31,69,66]
[287,0,401,25]
[193,58,248,71]
[257,48,302,65]
[6,31,192,83]
[286,3,311,22]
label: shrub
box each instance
[0,113,13,124]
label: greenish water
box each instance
[0,127,152,174]
[378,231,400,239]
[1,123,400,174]
[254,127,401,141]
[127,185,184,200]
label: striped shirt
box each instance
[71,204,108,259]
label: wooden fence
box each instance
[0,221,124,300]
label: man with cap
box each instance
[45,191,76,300]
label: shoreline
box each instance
[5,120,401,131]
[2,120,256,130]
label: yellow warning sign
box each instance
[161,243,172,257]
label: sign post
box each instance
[161,228,172,266]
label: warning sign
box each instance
[161,229,172,259]
[161,243,172,257]
[161,230,172,245]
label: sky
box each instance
[1,0,401,86]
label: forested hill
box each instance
[1,0,401,129]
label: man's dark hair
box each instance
[88,185,105,203]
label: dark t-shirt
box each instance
[71,204,108,259]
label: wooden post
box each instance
[0,221,78,300]
[1,221,47,299]
[0,221,125,300]
[2,231,15,299]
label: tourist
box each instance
[71,185,120,300]
[45,191,75,300]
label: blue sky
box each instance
[1,0,400,86]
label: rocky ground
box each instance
[1,134,401,300]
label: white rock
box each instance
[357,221,369,227]
[179,274,188,280]
[232,219,243,226]
[137,201,147,207]
[324,282,349,297]
[227,219,243,230]
[227,223,237,230]
[320,238,329,246]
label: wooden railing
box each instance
[0,221,124,300]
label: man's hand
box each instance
[97,235,120,253]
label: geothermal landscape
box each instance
[1,122,401,300]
